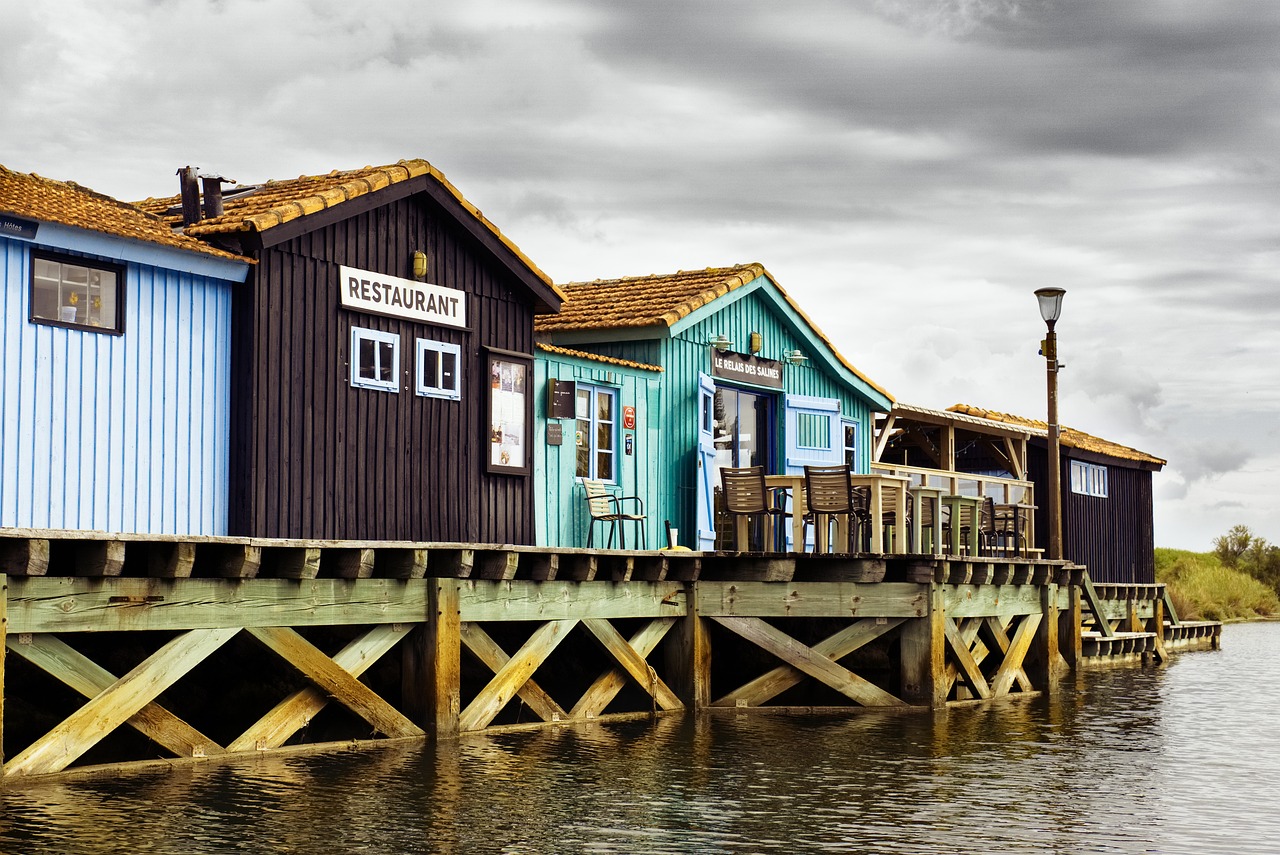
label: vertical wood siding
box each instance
[228,194,536,542]
[1,237,232,533]
[1028,446,1156,583]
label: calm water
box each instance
[1,623,1277,854]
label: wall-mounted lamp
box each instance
[783,349,808,365]
[749,332,763,354]
[412,251,428,280]
[708,334,734,351]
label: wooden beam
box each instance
[458,619,579,732]
[457,581,685,622]
[990,614,1041,696]
[0,575,5,767]
[269,547,321,580]
[1148,594,1169,666]
[575,618,677,718]
[1003,437,1026,480]
[1081,574,1116,639]
[665,584,711,709]
[75,540,126,576]
[1060,583,1082,668]
[473,550,520,581]
[696,581,926,619]
[404,579,461,737]
[329,548,376,579]
[8,633,224,758]
[4,627,240,777]
[715,617,906,707]
[148,542,196,579]
[0,539,49,576]
[712,616,905,707]
[247,626,422,739]
[873,414,897,463]
[230,623,410,751]
[981,616,1033,693]
[944,617,991,700]
[379,548,428,579]
[460,622,567,723]
[200,544,262,579]
[582,618,682,711]
[900,585,946,707]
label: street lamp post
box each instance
[1035,287,1066,561]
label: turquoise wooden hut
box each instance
[0,166,250,534]
[534,263,894,550]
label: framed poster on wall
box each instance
[486,348,533,475]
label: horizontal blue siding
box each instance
[1,236,234,534]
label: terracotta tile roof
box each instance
[535,263,892,401]
[0,165,247,263]
[535,342,663,372]
[135,159,559,297]
[947,404,1167,467]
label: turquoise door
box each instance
[695,373,717,550]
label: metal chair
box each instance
[581,479,646,549]
[802,465,868,553]
[720,466,789,551]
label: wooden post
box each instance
[1,574,6,772]
[900,583,946,707]
[1031,583,1062,690]
[665,583,710,709]
[403,579,461,737]
[1059,584,1082,668]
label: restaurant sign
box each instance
[339,265,466,329]
[710,349,784,390]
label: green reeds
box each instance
[1156,547,1280,621]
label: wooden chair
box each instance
[720,466,789,552]
[802,465,867,553]
[581,479,647,549]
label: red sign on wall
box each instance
[623,405,636,430]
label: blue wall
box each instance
[1,233,244,534]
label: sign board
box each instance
[547,378,577,419]
[622,405,636,430]
[339,264,466,328]
[547,423,563,446]
[710,349,784,390]
[0,214,38,241]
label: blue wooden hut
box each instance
[0,166,250,534]
[534,264,894,550]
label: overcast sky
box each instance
[4,0,1277,550]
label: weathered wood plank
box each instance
[473,550,520,581]
[378,548,428,579]
[1081,573,1116,639]
[981,616,1032,692]
[328,548,376,579]
[7,578,429,633]
[8,633,224,758]
[900,585,946,707]
[4,627,240,776]
[229,623,410,751]
[148,542,196,579]
[0,540,49,576]
[267,547,321,580]
[582,618,682,711]
[664,585,710,709]
[990,614,1042,696]
[460,622,567,722]
[457,581,685,622]
[458,619,579,732]
[697,581,927,619]
[712,616,905,707]
[247,626,422,739]
[197,544,262,579]
[403,579,461,737]
[75,540,126,577]
[715,617,906,707]
[574,618,676,718]
[944,617,991,700]
[945,584,1046,619]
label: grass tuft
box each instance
[1155,548,1279,621]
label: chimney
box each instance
[201,173,226,219]
[177,166,201,226]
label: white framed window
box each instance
[1070,460,1108,497]
[350,327,399,392]
[30,251,124,334]
[575,384,617,481]
[416,339,462,400]
[842,419,859,468]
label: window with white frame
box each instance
[575,384,616,481]
[350,327,399,392]
[1070,460,1108,497]
[30,251,124,333]
[843,420,859,468]
[416,339,461,400]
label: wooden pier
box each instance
[0,529,1212,782]
[1079,579,1221,662]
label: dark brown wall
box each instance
[229,192,535,542]
[1028,445,1156,584]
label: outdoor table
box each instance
[909,485,945,555]
[764,472,910,554]
[994,502,1037,556]
[941,494,982,556]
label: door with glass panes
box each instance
[711,386,773,549]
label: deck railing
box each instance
[871,462,1037,550]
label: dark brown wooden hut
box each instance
[138,160,563,542]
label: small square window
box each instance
[416,339,462,400]
[29,251,124,334]
[350,327,400,392]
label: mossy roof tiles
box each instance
[535,263,892,401]
[535,342,663,372]
[0,165,246,263]
[135,159,559,296]
[948,404,1166,467]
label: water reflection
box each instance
[2,626,1278,853]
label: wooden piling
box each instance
[404,579,461,737]
[666,582,711,709]
[900,584,946,707]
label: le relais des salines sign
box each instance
[339,265,466,328]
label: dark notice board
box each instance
[547,378,577,419]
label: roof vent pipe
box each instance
[200,173,226,219]
[177,166,201,226]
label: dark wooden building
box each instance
[948,405,1166,584]
[138,160,563,542]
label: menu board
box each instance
[487,350,532,475]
